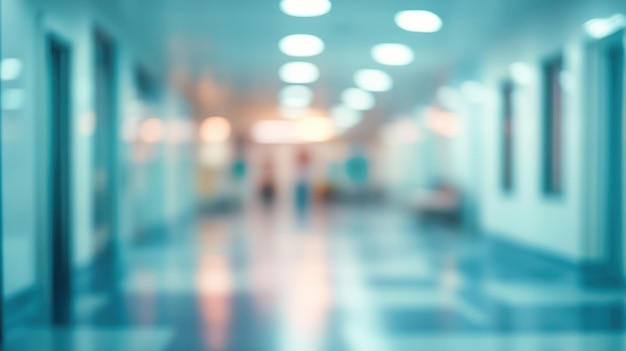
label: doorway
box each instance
[604,36,624,285]
[584,30,625,287]
[48,35,73,325]
[92,29,117,291]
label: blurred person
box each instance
[314,179,335,203]
[259,157,276,207]
[230,139,247,208]
[294,149,312,212]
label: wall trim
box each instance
[486,234,625,288]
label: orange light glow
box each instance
[139,118,164,143]
[252,116,336,144]
[425,107,462,138]
[297,116,336,142]
[198,256,234,351]
[282,235,332,343]
[200,116,232,143]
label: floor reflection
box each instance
[279,234,332,351]
[7,204,626,351]
[198,256,234,351]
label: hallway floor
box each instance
[6,205,626,351]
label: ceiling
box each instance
[110,0,590,138]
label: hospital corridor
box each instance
[2,0,626,350]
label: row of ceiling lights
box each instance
[276,0,443,135]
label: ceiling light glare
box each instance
[251,117,335,144]
[280,106,310,119]
[331,105,362,130]
[279,34,325,57]
[1,58,23,81]
[395,10,443,33]
[200,116,232,143]
[510,62,534,85]
[382,118,421,145]
[280,85,314,108]
[297,116,336,142]
[279,62,320,84]
[354,69,393,92]
[584,14,626,39]
[252,120,300,144]
[372,44,415,66]
[280,0,332,17]
[341,88,376,111]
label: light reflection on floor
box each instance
[6,204,626,351]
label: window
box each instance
[542,56,564,195]
[501,80,515,193]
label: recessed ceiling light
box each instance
[341,88,376,111]
[372,44,414,66]
[280,85,314,108]
[331,105,362,130]
[279,62,320,84]
[510,62,534,85]
[584,14,626,39]
[279,34,325,57]
[354,69,393,92]
[395,10,443,33]
[280,0,332,17]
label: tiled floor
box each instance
[6,204,626,350]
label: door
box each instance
[92,29,117,291]
[604,38,624,285]
[584,30,625,287]
[48,35,73,325]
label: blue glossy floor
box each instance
[6,204,626,351]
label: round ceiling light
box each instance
[395,10,443,33]
[279,34,325,57]
[371,44,415,66]
[354,69,393,92]
[280,85,314,108]
[341,88,376,111]
[280,0,332,17]
[279,62,320,84]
